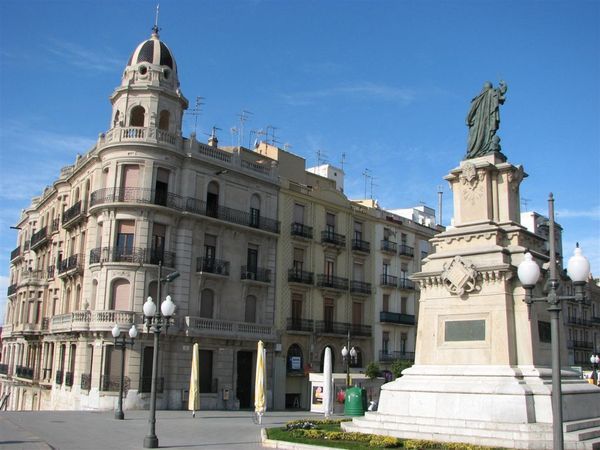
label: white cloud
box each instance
[45,38,122,73]
[556,207,600,220]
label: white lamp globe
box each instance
[567,245,590,283]
[111,324,120,338]
[161,295,176,317]
[350,347,357,358]
[143,297,157,318]
[591,355,600,365]
[129,324,138,339]
[341,346,348,357]
[518,253,541,287]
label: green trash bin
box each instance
[344,386,366,416]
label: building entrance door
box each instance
[236,351,253,409]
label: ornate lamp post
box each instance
[142,262,179,449]
[341,331,358,388]
[111,323,138,420]
[590,354,600,385]
[517,194,590,450]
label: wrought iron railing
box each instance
[317,274,348,291]
[350,280,372,295]
[100,374,130,393]
[55,370,64,385]
[0,364,8,375]
[398,278,415,290]
[90,187,184,210]
[10,246,21,261]
[196,257,229,276]
[398,244,415,257]
[380,240,397,253]
[65,371,74,387]
[286,318,314,332]
[58,254,83,275]
[291,222,313,239]
[321,230,346,247]
[89,247,175,268]
[30,227,48,249]
[241,266,271,283]
[568,340,594,349]
[287,269,314,285]
[379,350,415,362]
[15,366,34,379]
[81,373,91,390]
[62,200,86,227]
[380,311,416,325]
[186,198,280,233]
[316,321,371,336]
[7,284,17,296]
[352,239,370,253]
[380,274,398,287]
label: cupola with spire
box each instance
[109,20,188,137]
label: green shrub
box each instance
[365,362,381,379]
[369,435,401,448]
[390,359,412,379]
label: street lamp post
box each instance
[111,323,138,420]
[590,355,600,386]
[341,331,358,388]
[142,262,179,449]
[517,194,591,450]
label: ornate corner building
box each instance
[0,28,440,412]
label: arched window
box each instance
[319,345,336,373]
[130,105,145,127]
[245,295,256,323]
[287,343,303,373]
[111,278,130,311]
[250,194,261,228]
[113,110,121,128]
[158,110,170,131]
[200,289,214,318]
[75,284,82,311]
[74,187,80,203]
[206,182,219,218]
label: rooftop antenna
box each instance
[152,4,160,35]
[521,197,531,211]
[237,110,252,147]
[188,96,205,135]
[316,149,328,166]
[205,126,221,147]
[340,152,346,171]
[283,143,292,151]
[370,176,377,200]
[230,127,238,146]
[437,184,443,226]
[266,125,279,146]
[362,168,371,199]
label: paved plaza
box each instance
[0,409,322,450]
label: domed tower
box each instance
[109,25,188,135]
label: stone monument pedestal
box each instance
[343,154,600,449]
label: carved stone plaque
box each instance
[441,256,479,296]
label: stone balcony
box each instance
[99,126,182,151]
[185,316,276,341]
[49,310,140,333]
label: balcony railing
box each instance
[567,317,593,327]
[58,253,83,275]
[65,371,74,387]
[316,321,371,336]
[568,340,594,350]
[62,200,86,228]
[15,366,34,380]
[350,280,372,295]
[186,198,280,233]
[352,239,370,253]
[50,310,138,333]
[321,230,346,247]
[81,373,91,390]
[380,274,398,287]
[196,257,230,276]
[7,284,17,296]
[140,376,164,393]
[288,269,314,285]
[0,364,8,375]
[291,222,313,239]
[398,244,415,257]
[185,316,275,341]
[379,350,415,362]
[89,247,176,268]
[380,240,397,254]
[30,227,49,250]
[241,266,271,283]
[398,278,415,290]
[55,370,64,385]
[102,126,181,149]
[90,187,184,209]
[100,374,130,393]
[286,318,314,333]
[10,246,21,261]
[317,274,349,291]
[380,311,416,325]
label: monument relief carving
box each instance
[441,256,479,296]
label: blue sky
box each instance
[0,0,599,322]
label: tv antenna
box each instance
[362,168,371,199]
[340,153,346,171]
[316,149,328,166]
[521,197,531,210]
[237,110,253,147]
[437,185,443,226]
[187,96,205,135]
[370,176,378,200]
[266,125,279,146]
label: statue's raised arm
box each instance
[465,81,508,160]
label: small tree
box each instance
[390,359,411,379]
[365,362,380,380]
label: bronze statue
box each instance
[465,80,507,159]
